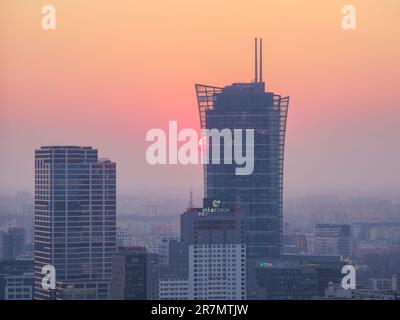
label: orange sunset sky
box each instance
[0,0,399,197]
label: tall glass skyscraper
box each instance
[195,39,289,258]
[34,146,116,299]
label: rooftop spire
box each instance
[254,37,264,83]
[254,37,258,83]
[259,38,263,83]
[187,188,194,210]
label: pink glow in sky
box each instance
[0,0,399,196]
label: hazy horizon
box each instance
[1,0,399,197]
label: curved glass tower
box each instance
[195,39,290,258]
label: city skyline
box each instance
[1,0,400,196]
[0,0,400,305]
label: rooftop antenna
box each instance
[188,188,194,210]
[254,37,258,83]
[259,38,263,83]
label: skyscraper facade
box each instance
[34,146,116,299]
[195,39,289,258]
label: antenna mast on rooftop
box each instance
[259,38,263,82]
[254,37,264,83]
[187,188,194,210]
[254,38,258,82]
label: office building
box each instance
[34,146,116,300]
[314,224,354,258]
[158,237,177,267]
[180,199,246,300]
[55,281,110,300]
[283,254,344,296]
[283,233,308,255]
[0,259,34,300]
[110,247,159,300]
[116,228,135,248]
[247,259,318,299]
[0,227,26,260]
[195,38,289,258]
[159,238,188,278]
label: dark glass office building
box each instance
[34,146,116,299]
[195,39,290,258]
[0,227,26,260]
[110,247,159,300]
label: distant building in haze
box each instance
[283,233,308,255]
[0,227,26,260]
[314,224,354,258]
